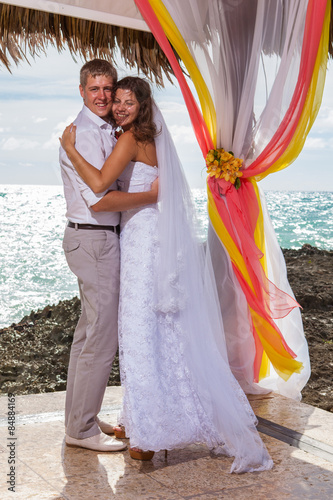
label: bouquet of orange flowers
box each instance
[206,148,243,189]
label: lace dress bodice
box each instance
[118,161,158,229]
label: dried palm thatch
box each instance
[0,2,180,86]
[1,2,333,86]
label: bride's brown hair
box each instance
[111,77,157,143]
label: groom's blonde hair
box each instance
[80,59,118,87]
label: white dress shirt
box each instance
[59,105,120,226]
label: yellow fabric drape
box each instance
[149,0,330,383]
[253,0,330,181]
[208,184,303,380]
[207,188,254,292]
[148,0,217,145]
[248,1,331,377]
[250,309,303,381]
[251,180,270,378]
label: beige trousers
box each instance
[62,226,120,439]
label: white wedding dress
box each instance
[117,154,273,473]
[118,161,223,451]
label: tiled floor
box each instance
[0,388,332,499]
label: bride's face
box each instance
[112,89,140,131]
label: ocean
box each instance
[1,185,332,329]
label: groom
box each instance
[59,59,158,452]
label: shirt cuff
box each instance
[81,187,107,208]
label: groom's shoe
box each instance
[95,416,115,435]
[65,432,127,452]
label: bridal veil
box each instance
[153,104,273,473]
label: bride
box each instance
[61,76,273,473]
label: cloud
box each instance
[55,117,77,133]
[18,162,34,167]
[1,45,333,190]
[322,109,333,126]
[42,133,61,150]
[156,101,197,146]
[168,124,196,144]
[42,116,76,150]
[310,106,333,132]
[304,137,328,150]
[158,101,188,113]
[1,137,40,151]
[33,117,48,124]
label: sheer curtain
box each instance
[136,0,330,399]
[168,0,308,397]
[153,103,273,472]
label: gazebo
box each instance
[1,0,332,400]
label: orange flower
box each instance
[205,148,243,189]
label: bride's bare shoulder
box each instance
[117,130,136,143]
[113,130,138,155]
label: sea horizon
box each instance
[2,182,333,192]
[1,184,332,328]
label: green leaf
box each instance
[235,177,241,190]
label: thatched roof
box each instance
[0,2,180,86]
[1,2,333,87]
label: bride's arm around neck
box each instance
[61,126,138,193]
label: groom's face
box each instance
[79,74,114,120]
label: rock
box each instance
[0,298,121,396]
[0,244,332,413]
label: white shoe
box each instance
[96,416,115,435]
[65,432,127,452]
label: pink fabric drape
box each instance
[208,175,300,381]
[243,0,327,178]
[134,0,328,383]
[207,0,327,378]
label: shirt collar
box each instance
[82,105,113,131]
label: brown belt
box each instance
[67,221,120,235]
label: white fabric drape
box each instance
[162,0,311,399]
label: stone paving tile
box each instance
[250,393,333,447]
[48,470,185,500]
[15,391,66,416]
[5,429,65,467]
[260,433,333,475]
[1,457,49,485]
[1,389,333,499]
[133,435,333,498]
[218,473,333,500]
[19,440,129,482]
[182,477,333,500]
[0,477,64,500]
[4,387,123,417]
[143,455,265,497]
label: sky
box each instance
[0,46,333,191]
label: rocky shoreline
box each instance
[1,244,332,412]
